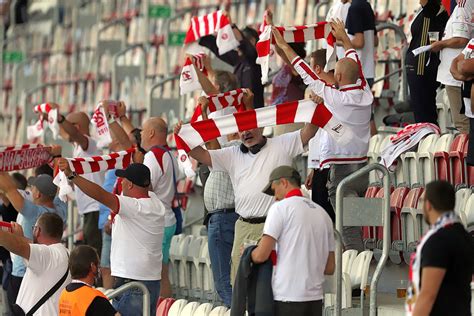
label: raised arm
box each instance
[100,101,133,150]
[0,223,31,260]
[0,173,25,213]
[49,103,89,150]
[174,122,213,167]
[58,159,119,212]
[192,55,220,95]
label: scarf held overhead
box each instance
[27,103,59,141]
[175,99,352,176]
[256,22,336,84]
[53,148,135,202]
[191,89,245,122]
[180,53,208,95]
[184,10,239,55]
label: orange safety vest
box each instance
[59,283,109,316]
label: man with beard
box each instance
[406,181,474,316]
[0,213,70,315]
[59,245,117,315]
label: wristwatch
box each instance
[67,172,78,181]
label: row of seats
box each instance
[369,131,473,188]
[157,298,232,316]
[361,184,474,265]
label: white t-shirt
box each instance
[111,192,165,280]
[325,1,351,59]
[143,148,178,227]
[348,31,375,79]
[209,131,304,218]
[462,39,474,118]
[16,243,70,316]
[264,195,335,302]
[72,136,104,215]
[437,2,474,87]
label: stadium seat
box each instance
[178,235,195,298]
[186,236,206,300]
[419,134,454,185]
[455,188,472,227]
[157,298,176,316]
[180,302,201,316]
[209,306,228,316]
[434,133,468,183]
[463,194,474,231]
[169,234,185,295]
[363,186,382,249]
[194,303,214,316]
[168,299,188,316]
[448,134,469,186]
[399,187,424,264]
[402,134,439,186]
[349,251,373,292]
[368,134,385,183]
[342,250,358,275]
[199,240,216,302]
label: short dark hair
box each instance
[12,173,27,190]
[34,164,54,177]
[310,49,328,69]
[243,26,259,43]
[37,213,64,240]
[425,180,455,212]
[69,245,99,279]
[289,42,307,59]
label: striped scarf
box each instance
[184,10,239,55]
[53,148,135,201]
[190,89,245,122]
[256,22,336,84]
[180,53,208,95]
[27,103,59,141]
[0,144,51,172]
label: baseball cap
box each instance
[115,163,151,188]
[28,174,58,198]
[262,166,302,196]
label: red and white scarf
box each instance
[0,144,51,172]
[256,22,336,84]
[27,103,59,141]
[379,123,441,171]
[180,53,208,95]
[184,10,239,55]
[406,212,460,315]
[53,148,135,201]
[91,104,113,148]
[175,99,351,176]
[190,89,245,123]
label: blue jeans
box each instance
[207,211,239,307]
[112,277,160,316]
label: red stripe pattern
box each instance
[66,148,135,175]
[190,89,245,122]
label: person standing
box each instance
[431,0,474,133]
[406,181,474,316]
[58,160,164,316]
[406,0,448,124]
[59,245,117,316]
[251,166,335,316]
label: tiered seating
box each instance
[434,133,469,184]
[399,187,424,264]
[402,134,439,186]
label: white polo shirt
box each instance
[264,192,335,302]
[16,243,70,316]
[111,192,165,280]
[209,131,304,218]
[437,2,474,87]
[143,147,178,227]
[73,136,104,215]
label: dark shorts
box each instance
[274,300,322,316]
[467,117,474,166]
[83,211,102,257]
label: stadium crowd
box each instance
[0,0,472,315]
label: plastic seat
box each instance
[419,134,454,185]
[455,188,472,226]
[177,235,195,298]
[209,306,228,316]
[349,251,373,291]
[342,250,358,275]
[186,236,206,300]
[402,134,439,186]
[368,134,385,184]
[156,298,176,316]
[463,194,474,230]
[194,303,213,316]
[399,187,424,264]
[362,186,382,249]
[167,299,188,316]
[434,133,468,183]
[169,234,185,294]
[199,240,216,302]
[180,302,200,316]
[448,134,469,186]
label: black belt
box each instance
[213,208,235,214]
[239,216,266,224]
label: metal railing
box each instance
[335,163,391,316]
[106,281,151,316]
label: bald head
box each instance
[66,112,90,135]
[335,58,360,86]
[141,117,168,150]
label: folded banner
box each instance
[379,123,441,171]
[0,144,51,172]
[91,105,112,148]
[184,10,239,55]
[257,22,336,84]
[27,103,59,141]
[175,99,351,176]
[180,53,208,95]
[191,89,245,123]
[53,148,135,202]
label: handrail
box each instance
[106,281,150,316]
[375,22,409,102]
[335,163,391,316]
